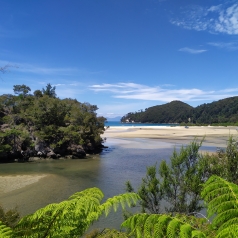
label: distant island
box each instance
[121,97,238,125]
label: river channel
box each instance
[0,137,217,230]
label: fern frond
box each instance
[179,223,192,238]
[143,214,160,238]
[69,187,104,201]
[121,213,207,238]
[15,187,105,237]
[202,175,238,233]
[215,224,238,238]
[121,213,149,236]
[0,221,13,238]
[14,188,140,237]
[153,214,171,237]
[100,193,140,216]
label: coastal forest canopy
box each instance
[121,97,238,125]
[0,84,106,162]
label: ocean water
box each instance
[105,121,178,127]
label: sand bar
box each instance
[0,174,48,193]
[104,126,238,147]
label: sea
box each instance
[105,121,178,127]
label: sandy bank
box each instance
[0,174,48,193]
[104,126,238,147]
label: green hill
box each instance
[193,96,238,124]
[121,96,238,125]
[121,100,193,123]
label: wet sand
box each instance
[0,174,47,193]
[104,126,238,148]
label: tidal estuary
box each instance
[0,137,217,230]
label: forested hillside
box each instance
[121,97,238,125]
[193,96,238,124]
[0,84,106,162]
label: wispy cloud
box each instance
[171,3,238,35]
[208,41,238,50]
[90,82,238,102]
[179,47,207,54]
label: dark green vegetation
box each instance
[121,97,238,125]
[0,84,106,162]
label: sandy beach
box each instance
[0,174,48,194]
[104,125,238,147]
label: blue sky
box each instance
[1,0,238,118]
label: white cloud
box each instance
[179,47,207,54]
[89,82,238,103]
[171,3,238,35]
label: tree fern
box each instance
[0,221,13,238]
[121,213,207,238]
[13,187,139,237]
[202,175,238,236]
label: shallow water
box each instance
[0,137,217,230]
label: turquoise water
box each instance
[105,121,179,127]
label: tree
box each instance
[42,83,56,98]
[13,85,31,97]
[126,165,162,214]
[33,90,43,98]
[126,139,207,214]
[159,139,206,213]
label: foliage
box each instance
[122,175,238,237]
[3,175,238,237]
[0,221,13,238]
[0,188,139,237]
[0,85,106,161]
[126,139,207,214]
[13,85,31,97]
[42,83,57,98]
[121,213,208,238]
[221,136,238,183]
[121,100,192,123]
[202,176,238,237]
[126,165,162,214]
[121,96,238,124]
[0,205,20,228]
[159,139,206,213]
[33,89,43,98]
